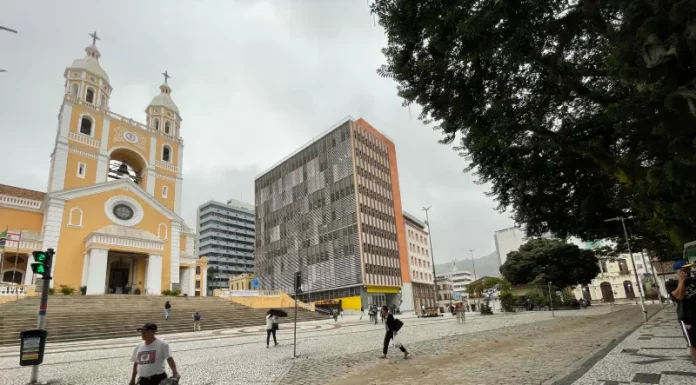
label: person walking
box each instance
[359,306,364,320]
[129,323,180,385]
[666,260,696,366]
[192,311,202,332]
[455,304,463,323]
[265,310,278,348]
[164,301,171,321]
[379,306,408,359]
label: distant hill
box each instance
[435,251,502,278]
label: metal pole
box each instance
[293,291,298,358]
[642,251,664,308]
[29,256,51,384]
[422,207,439,311]
[469,249,478,280]
[11,231,21,284]
[548,281,555,317]
[620,217,648,321]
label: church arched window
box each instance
[162,145,171,162]
[153,118,160,130]
[100,94,106,108]
[68,207,83,227]
[165,121,171,134]
[80,116,93,136]
[70,84,79,98]
[86,87,95,104]
[158,223,168,239]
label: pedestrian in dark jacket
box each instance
[379,305,408,359]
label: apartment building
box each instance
[254,117,407,310]
[197,199,255,294]
[402,211,435,313]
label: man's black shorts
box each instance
[679,319,696,348]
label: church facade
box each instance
[0,34,207,296]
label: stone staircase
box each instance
[0,295,329,345]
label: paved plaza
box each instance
[0,305,681,385]
[567,308,696,385]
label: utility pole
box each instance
[0,26,18,73]
[469,249,478,281]
[423,206,439,311]
[605,216,648,321]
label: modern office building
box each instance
[435,277,453,311]
[197,199,255,294]
[402,211,435,313]
[494,226,528,266]
[254,117,407,310]
[436,263,475,309]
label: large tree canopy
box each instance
[371,0,696,259]
[500,238,600,288]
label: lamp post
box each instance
[422,206,439,311]
[605,216,648,321]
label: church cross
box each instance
[89,30,100,45]
[162,70,171,84]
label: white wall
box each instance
[494,227,527,266]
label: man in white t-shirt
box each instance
[129,323,180,385]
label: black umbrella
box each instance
[270,309,289,317]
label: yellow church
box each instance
[0,33,207,296]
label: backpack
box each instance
[194,314,201,321]
[392,318,403,332]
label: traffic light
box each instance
[31,249,54,279]
[294,271,302,293]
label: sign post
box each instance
[26,248,53,384]
[548,281,555,317]
[293,271,301,358]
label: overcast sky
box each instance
[0,0,514,263]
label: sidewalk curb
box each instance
[543,307,663,385]
[273,361,295,385]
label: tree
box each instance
[500,238,600,288]
[371,0,696,259]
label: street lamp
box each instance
[469,249,478,281]
[605,216,648,321]
[422,206,439,311]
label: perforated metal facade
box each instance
[255,118,407,301]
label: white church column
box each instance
[188,266,196,297]
[48,104,72,193]
[86,248,108,295]
[180,267,190,295]
[39,199,65,288]
[147,254,163,295]
[95,118,110,183]
[81,252,90,288]
[145,166,156,195]
[170,222,181,287]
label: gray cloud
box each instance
[0,0,513,263]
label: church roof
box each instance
[148,85,180,113]
[67,44,110,83]
[0,184,45,201]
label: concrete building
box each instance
[435,277,453,311]
[254,117,407,311]
[494,226,527,266]
[197,199,255,295]
[228,273,254,291]
[572,253,651,304]
[402,211,436,313]
[436,262,475,309]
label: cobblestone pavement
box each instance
[282,305,661,385]
[0,306,640,385]
[568,307,695,385]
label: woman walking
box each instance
[164,301,171,321]
[265,310,278,348]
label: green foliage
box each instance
[479,303,493,315]
[48,288,55,295]
[161,289,181,296]
[500,238,600,288]
[161,289,172,296]
[498,290,516,312]
[134,287,141,295]
[371,0,696,260]
[467,277,511,300]
[172,289,181,296]
[59,285,74,295]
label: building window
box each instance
[70,83,79,97]
[77,162,86,178]
[165,121,171,134]
[153,118,160,130]
[68,207,83,227]
[113,204,135,220]
[162,145,171,162]
[79,116,93,136]
[100,94,106,108]
[158,223,168,239]
[86,87,95,103]
[162,185,168,198]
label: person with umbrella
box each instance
[265,309,285,348]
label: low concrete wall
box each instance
[214,289,315,311]
[0,284,35,304]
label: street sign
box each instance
[19,329,48,366]
[251,278,259,289]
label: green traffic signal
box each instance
[33,251,47,263]
[31,263,46,275]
